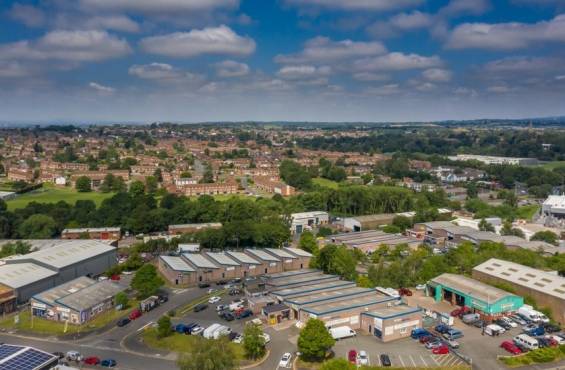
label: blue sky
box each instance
[1,0,565,123]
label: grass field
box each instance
[6,185,115,210]
[540,161,565,170]
[0,300,137,335]
[312,177,339,189]
[515,204,540,220]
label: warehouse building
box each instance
[542,195,565,220]
[182,253,221,283]
[343,214,397,231]
[30,276,126,325]
[205,252,242,280]
[158,256,196,286]
[329,230,421,253]
[283,248,313,269]
[245,249,283,274]
[360,306,422,342]
[168,222,222,235]
[0,284,16,314]
[270,280,356,302]
[61,227,121,240]
[266,272,341,289]
[428,273,524,318]
[226,251,263,277]
[265,248,304,270]
[473,258,565,324]
[0,240,117,303]
[290,211,329,235]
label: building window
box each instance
[399,327,407,334]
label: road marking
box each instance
[409,355,417,367]
[431,355,441,366]
[419,355,428,367]
[398,355,405,367]
[137,321,154,332]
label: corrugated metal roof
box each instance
[283,247,312,258]
[430,273,516,303]
[245,249,280,262]
[206,252,240,266]
[226,251,260,265]
[265,248,296,259]
[182,253,218,269]
[160,256,195,272]
[0,263,57,289]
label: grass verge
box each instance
[312,177,339,189]
[515,204,540,221]
[500,345,565,367]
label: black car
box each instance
[228,289,241,296]
[216,280,228,286]
[222,312,235,321]
[537,338,552,348]
[494,319,512,330]
[228,332,240,341]
[198,282,210,289]
[380,354,391,367]
[193,303,208,312]
[117,318,131,327]
[543,323,561,333]
[158,294,169,304]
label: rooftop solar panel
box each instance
[0,345,24,359]
[0,345,57,370]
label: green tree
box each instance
[532,231,559,246]
[18,214,56,238]
[176,337,235,370]
[131,264,164,299]
[157,315,172,338]
[392,215,412,231]
[242,323,266,360]
[299,231,318,254]
[356,275,373,288]
[129,180,146,197]
[319,358,355,370]
[145,176,159,194]
[75,176,92,192]
[297,319,335,361]
[100,174,115,193]
[478,218,495,232]
[115,292,128,309]
[466,182,478,199]
[279,160,312,190]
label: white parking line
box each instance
[419,355,428,367]
[409,355,417,367]
[431,355,441,366]
[398,355,405,367]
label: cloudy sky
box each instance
[1,0,565,123]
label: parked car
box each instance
[494,319,512,330]
[546,335,565,345]
[501,340,522,355]
[524,326,545,337]
[236,309,253,319]
[216,280,228,286]
[443,329,464,340]
[543,323,561,333]
[510,315,528,326]
[380,354,391,367]
[128,309,142,320]
[158,294,169,304]
[435,324,451,334]
[228,288,241,296]
[84,356,100,365]
[232,334,243,343]
[279,352,292,368]
[191,325,204,336]
[432,345,449,355]
[461,313,480,324]
[116,318,130,327]
[209,296,221,304]
[198,282,210,289]
[451,306,471,317]
[472,320,485,329]
[356,350,369,366]
[100,359,117,367]
[415,284,426,291]
[411,328,431,339]
[194,303,208,312]
[221,312,235,321]
[538,337,557,348]
[500,317,518,328]
[419,335,434,344]
[348,350,357,363]
[425,339,443,349]
[216,304,229,312]
[398,288,412,296]
[445,339,460,349]
[66,351,82,362]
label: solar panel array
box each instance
[0,345,57,370]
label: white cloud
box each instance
[354,52,442,71]
[276,65,331,80]
[140,25,255,58]
[89,81,115,94]
[215,60,249,77]
[487,85,514,93]
[275,36,385,64]
[364,83,402,96]
[0,61,29,78]
[128,63,203,85]
[80,0,239,14]
[352,72,389,81]
[9,3,45,27]
[446,14,565,50]
[0,30,131,62]
[284,0,423,11]
[367,11,432,37]
[83,15,140,33]
[483,56,563,73]
[438,0,490,17]
[422,68,452,82]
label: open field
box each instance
[313,177,339,189]
[539,161,565,170]
[515,204,540,220]
[6,185,114,210]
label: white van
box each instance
[514,334,539,350]
[518,305,541,322]
[203,323,222,339]
[534,311,550,323]
[329,326,356,340]
[485,324,505,336]
[213,325,232,339]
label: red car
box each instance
[398,288,413,296]
[128,309,142,320]
[500,341,522,355]
[84,356,101,365]
[110,274,120,281]
[419,335,434,344]
[432,345,449,355]
[348,350,357,363]
[450,306,470,317]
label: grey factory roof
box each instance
[8,240,115,270]
[473,258,565,300]
[286,287,376,306]
[169,223,222,230]
[205,252,240,266]
[267,273,339,288]
[265,248,296,259]
[182,253,218,269]
[271,280,356,298]
[0,239,115,252]
[62,227,120,233]
[430,273,516,303]
[0,263,57,289]
[33,276,126,312]
[362,305,422,319]
[160,256,195,272]
[267,269,320,280]
[283,247,313,258]
[245,249,280,262]
[226,251,260,265]
[302,293,397,316]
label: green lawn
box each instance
[540,161,565,170]
[142,328,244,359]
[6,185,114,210]
[0,300,137,335]
[312,177,339,189]
[515,204,540,220]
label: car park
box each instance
[194,303,208,312]
[348,350,357,363]
[191,325,204,335]
[546,335,565,345]
[356,350,369,366]
[380,354,391,367]
[209,296,221,304]
[501,341,522,355]
[84,356,100,365]
[500,317,518,328]
[279,353,292,368]
[236,309,253,319]
[116,317,130,327]
[216,304,229,312]
[101,359,117,367]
